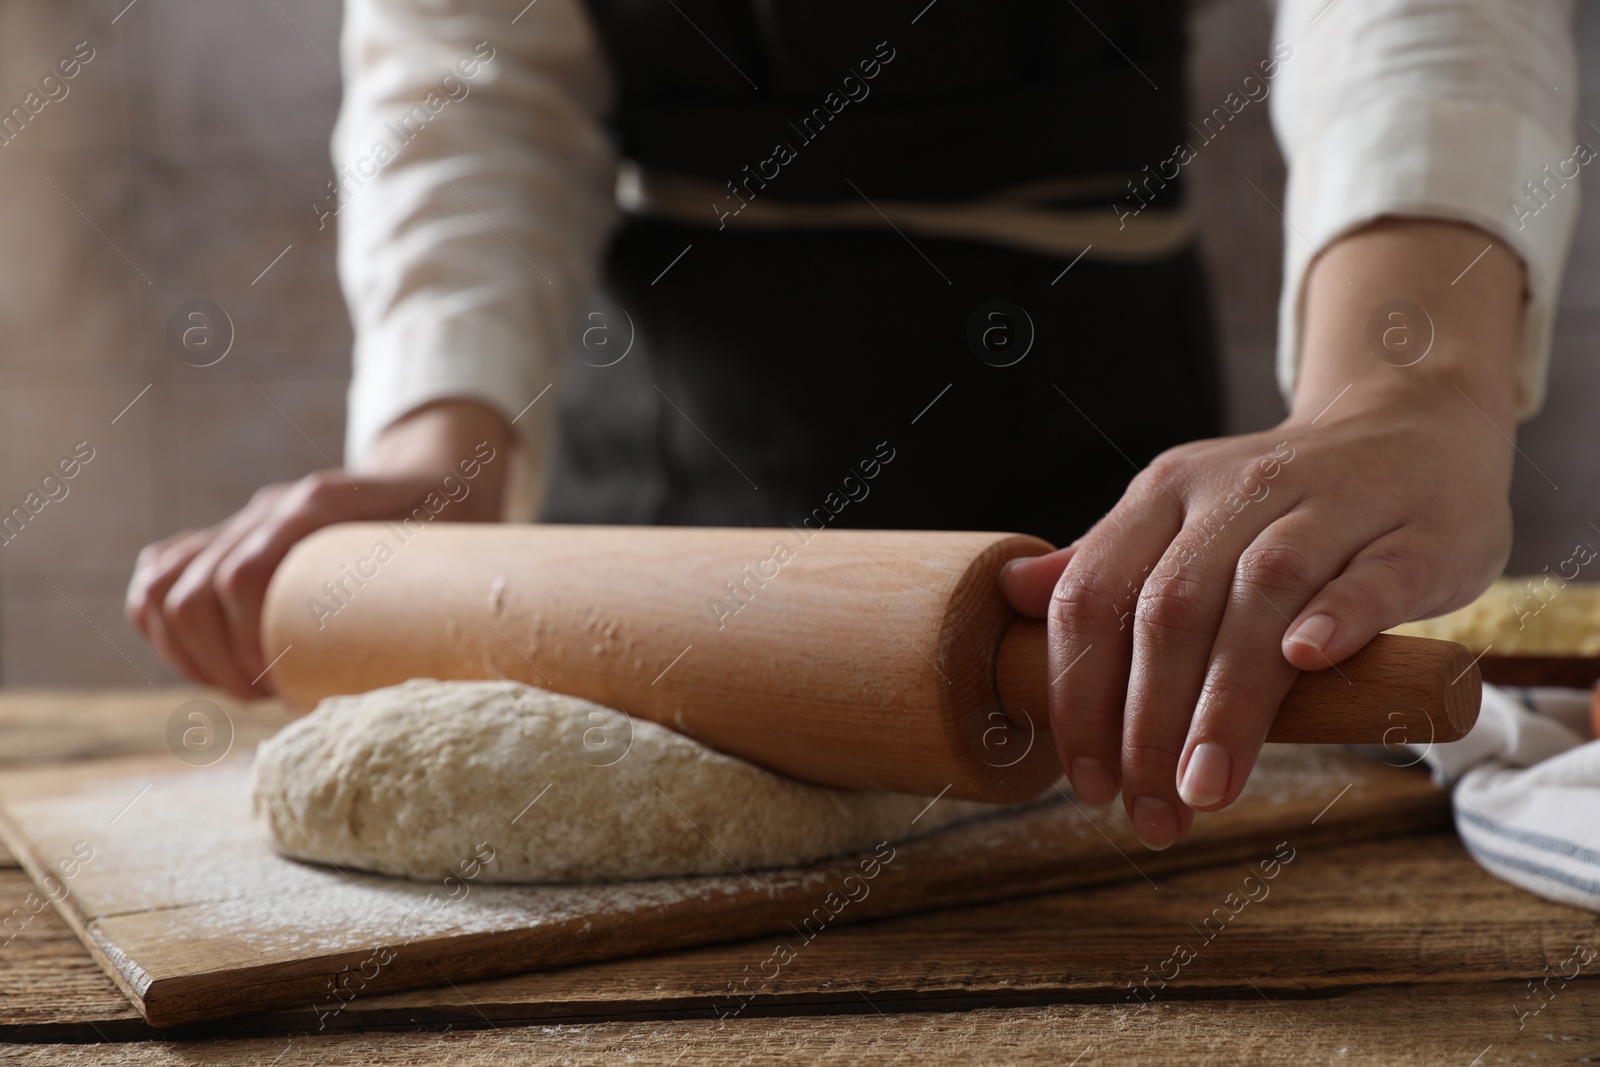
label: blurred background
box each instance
[0,0,1597,686]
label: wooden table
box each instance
[1,690,1596,1064]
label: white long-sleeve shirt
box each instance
[333,0,1580,515]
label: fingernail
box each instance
[1132,796,1178,851]
[1178,742,1231,808]
[1287,613,1336,653]
[1070,757,1116,804]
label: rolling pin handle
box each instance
[995,619,1480,746]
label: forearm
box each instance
[1291,218,1526,435]
[336,0,617,474]
[1271,0,1577,425]
[364,399,513,521]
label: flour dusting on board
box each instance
[5,758,863,959]
[0,728,1423,984]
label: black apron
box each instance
[542,0,1220,548]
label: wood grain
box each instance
[0,690,293,771]
[0,690,292,870]
[1481,654,1600,689]
[2,692,1587,1060]
[263,524,1063,801]
[996,623,1480,744]
[4,834,1595,1041]
[0,741,1447,1027]
[261,524,1480,801]
[4,982,1596,1065]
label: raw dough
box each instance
[251,679,999,884]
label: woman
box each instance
[127,0,1580,851]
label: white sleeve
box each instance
[334,0,618,478]
[1270,0,1580,418]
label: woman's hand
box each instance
[126,400,512,699]
[1002,219,1526,849]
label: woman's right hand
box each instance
[125,400,512,700]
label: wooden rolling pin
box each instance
[262,525,1480,803]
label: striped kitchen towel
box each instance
[1417,685,1600,912]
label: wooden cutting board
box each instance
[0,744,1447,1028]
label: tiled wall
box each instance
[0,0,348,685]
[0,0,1595,686]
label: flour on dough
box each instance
[251,679,1000,884]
